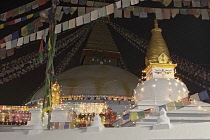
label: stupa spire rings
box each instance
[145,19,172,66]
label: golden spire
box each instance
[145,19,172,66]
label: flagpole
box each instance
[42,0,59,130]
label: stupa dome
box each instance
[31,65,139,101]
[134,78,189,103]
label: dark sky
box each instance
[0,0,210,105]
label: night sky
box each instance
[0,0,210,105]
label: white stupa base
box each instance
[86,126,104,132]
[27,129,43,135]
[153,123,173,130]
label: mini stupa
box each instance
[134,19,189,104]
[126,20,210,128]
[86,114,104,132]
[153,108,172,129]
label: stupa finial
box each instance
[145,19,172,66]
[154,19,158,28]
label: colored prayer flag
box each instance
[137,111,145,119]
[130,112,137,121]
[174,100,184,110]
[166,102,176,111]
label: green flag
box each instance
[42,35,57,119]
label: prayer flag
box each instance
[155,8,163,19]
[91,10,99,21]
[190,93,200,101]
[26,2,32,12]
[70,122,75,129]
[6,10,12,19]
[140,12,147,18]
[54,122,59,129]
[63,7,70,14]
[86,1,94,6]
[19,5,25,15]
[69,18,76,29]
[37,30,44,40]
[0,13,6,21]
[27,14,34,19]
[123,114,129,120]
[32,1,39,9]
[71,0,78,4]
[200,9,209,20]
[78,7,86,16]
[159,105,167,111]
[23,35,30,44]
[55,11,64,22]
[0,48,6,59]
[183,1,191,6]
[76,16,84,26]
[166,102,176,111]
[131,0,139,5]
[21,26,28,37]
[4,34,12,42]
[62,21,69,31]
[137,111,145,119]
[44,28,49,37]
[17,37,24,47]
[130,112,137,121]
[163,9,171,19]
[201,0,208,7]
[79,0,87,5]
[84,13,91,24]
[124,9,131,18]
[59,122,65,129]
[115,1,122,8]
[198,90,209,101]
[42,34,57,118]
[122,0,131,8]
[182,97,191,106]
[55,24,62,34]
[7,48,14,57]
[30,33,36,41]
[174,0,183,7]
[114,9,122,18]
[106,4,114,15]
[192,0,201,7]
[56,6,63,15]
[171,9,179,18]
[98,7,107,17]
[64,122,70,129]
[70,7,78,15]
[12,8,19,17]
[162,0,172,6]
[174,100,184,109]
[15,18,21,23]
[144,109,151,115]
[11,39,17,48]
[6,41,12,50]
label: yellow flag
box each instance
[27,14,34,19]
[130,112,137,121]
[21,26,28,36]
[48,37,52,51]
[0,24,4,29]
[70,122,75,129]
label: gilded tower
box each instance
[143,20,177,80]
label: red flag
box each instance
[38,39,44,53]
